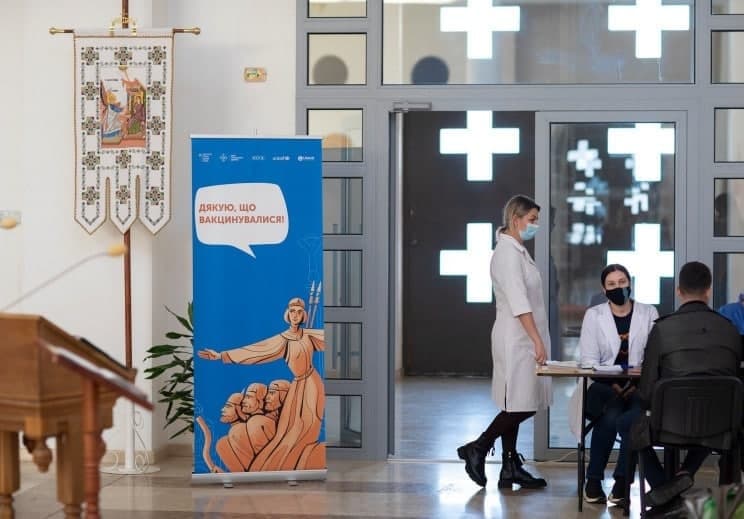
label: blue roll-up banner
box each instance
[191,136,325,482]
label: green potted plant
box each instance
[144,303,194,439]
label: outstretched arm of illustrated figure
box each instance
[197,333,288,365]
[307,333,325,352]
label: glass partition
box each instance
[383,0,694,84]
[549,121,675,448]
[712,32,744,83]
[325,322,363,379]
[309,0,366,18]
[714,179,744,236]
[714,109,744,162]
[308,33,366,85]
[324,178,363,234]
[324,250,363,307]
[713,253,744,310]
[308,109,363,162]
[326,395,362,447]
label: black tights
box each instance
[478,411,535,452]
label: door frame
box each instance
[386,107,690,459]
[533,110,689,461]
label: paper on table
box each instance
[593,365,623,373]
[545,360,578,367]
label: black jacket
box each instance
[638,301,742,408]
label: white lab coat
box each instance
[490,232,552,412]
[578,301,658,369]
[567,300,659,439]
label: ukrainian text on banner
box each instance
[74,29,173,234]
[191,136,325,481]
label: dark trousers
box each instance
[585,382,642,481]
[478,411,535,452]
[639,447,709,488]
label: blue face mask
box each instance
[519,223,539,241]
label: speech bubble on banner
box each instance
[194,183,289,258]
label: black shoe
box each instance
[457,441,489,487]
[584,478,607,503]
[499,451,547,489]
[646,473,693,508]
[645,496,687,518]
[608,477,626,505]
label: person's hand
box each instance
[611,383,625,397]
[197,348,219,360]
[622,385,636,400]
[534,341,547,365]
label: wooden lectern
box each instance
[0,313,153,519]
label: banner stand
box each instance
[192,469,327,485]
[190,136,326,484]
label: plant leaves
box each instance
[145,301,195,439]
[166,305,194,333]
[165,332,191,340]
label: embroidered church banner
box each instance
[191,136,326,482]
[74,30,173,234]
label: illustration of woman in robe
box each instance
[198,297,325,471]
[99,83,126,144]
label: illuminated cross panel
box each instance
[567,195,603,216]
[624,184,650,214]
[608,0,689,59]
[569,222,602,245]
[440,223,494,303]
[440,0,521,60]
[606,223,674,304]
[567,140,602,178]
[607,124,675,182]
[440,111,520,181]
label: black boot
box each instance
[457,439,491,487]
[498,451,547,489]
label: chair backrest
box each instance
[650,376,743,450]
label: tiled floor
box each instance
[12,456,720,518]
[393,376,577,460]
[6,377,723,517]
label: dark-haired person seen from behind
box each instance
[636,261,741,510]
[578,264,658,505]
[457,194,551,489]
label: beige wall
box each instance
[0,0,296,455]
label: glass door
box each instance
[534,111,686,459]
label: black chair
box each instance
[633,376,743,517]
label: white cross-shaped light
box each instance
[440,111,520,181]
[569,222,601,245]
[608,0,689,59]
[440,223,494,303]
[607,124,675,182]
[567,140,602,178]
[606,223,674,304]
[567,195,603,216]
[440,0,520,60]
[624,186,649,214]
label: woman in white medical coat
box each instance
[578,264,658,505]
[457,194,551,489]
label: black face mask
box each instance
[606,286,631,306]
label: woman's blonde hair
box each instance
[500,194,540,232]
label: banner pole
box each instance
[103,1,161,476]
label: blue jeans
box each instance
[585,381,642,481]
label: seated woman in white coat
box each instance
[579,264,658,505]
